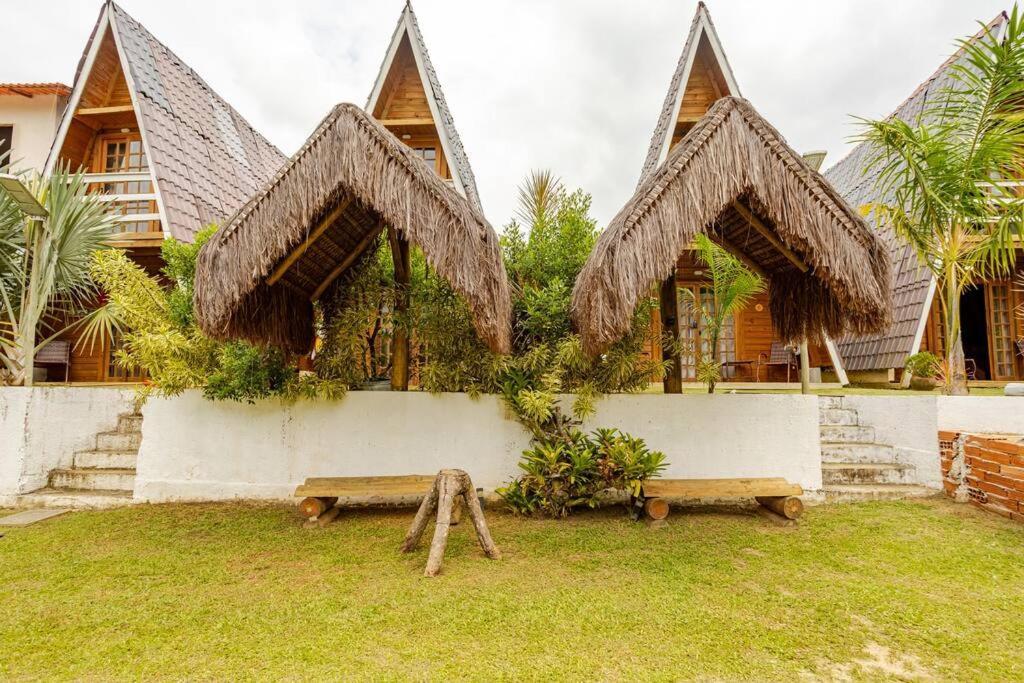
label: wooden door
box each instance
[986,282,1016,380]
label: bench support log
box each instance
[401,469,500,577]
[299,496,338,519]
[755,495,804,520]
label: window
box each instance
[412,147,437,174]
[0,125,12,171]
[93,134,158,233]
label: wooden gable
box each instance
[56,26,141,172]
[671,35,734,147]
[370,32,450,181]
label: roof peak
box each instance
[636,2,741,187]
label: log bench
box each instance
[295,475,437,525]
[640,477,804,521]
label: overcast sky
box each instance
[2,0,1009,227]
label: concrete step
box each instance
[820,442,896,464]
[822,461,915,485]
[820,425,876,444]
[73,449,138,470]
[818,396,845,409]
[824,484,938,502]
[95,430,141,452]
[819,408,859,426]
[13,488,133,509]
[49,468,135,492]
[117,413,143,434]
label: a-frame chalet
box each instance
[43,2,286,382]
[640,3,848,385]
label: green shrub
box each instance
[906,351,941,379]
[498,428,667,517]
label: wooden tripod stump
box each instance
[401,469,500,577]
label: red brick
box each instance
[1011,454,1024,468]
[978,502,1016,519]
[965,446,1013,466]
[982,491,1018,512]
[1007,489,1024,503]
[983,439,1024,456]
[938,430,960,441]
[984,472,1024,491]
[1009,510,1024,523]
[967,457,1002,473]
[1001,464,1024,479]
[976,480,1011,497]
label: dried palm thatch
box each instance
[194,103,511,355]
[572,96,892,357]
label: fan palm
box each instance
[858,6,1024,394]
[684,234,764,393]
[0,165,120,385]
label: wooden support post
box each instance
[799,340,811,394]
[755,495,804,520]
[389,227,411,392]
[660,271,683,394]
[401,469,500,577]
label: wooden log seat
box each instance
[640,477,804,521]
[295,475,437,524]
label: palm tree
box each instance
[684,234,764,393]
[0,166,118,385]
[858,7,1024,394]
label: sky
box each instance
[2,0,1010,227]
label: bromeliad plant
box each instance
[498,428,667,518]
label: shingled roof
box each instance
[47,2,286,243]
[366,2,483,214]
[825,11,1009,372]
[637,2,740,188]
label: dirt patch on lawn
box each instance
[803,641,936,681]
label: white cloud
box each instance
[1,0,1008,226]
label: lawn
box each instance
[1,499,1022,681]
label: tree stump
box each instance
[401,469,500,577]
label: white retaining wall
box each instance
[841,396,943,488]
[0,386,136,497]
[134,392,823,502]
[937,396,1024,435]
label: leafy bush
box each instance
[905,351,941,379]
[91,227,344,403]
[498,428,667,517]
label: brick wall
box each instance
[940,430,1024,522]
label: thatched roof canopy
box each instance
[194,103,511,355]
[572,96,891,357]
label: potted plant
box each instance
[905,352,941,391]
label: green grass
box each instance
[1,499,1022,681]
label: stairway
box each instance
[21,412,141,509]
[819,396,934,501]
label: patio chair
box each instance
[34,340,71,383]
[757,341,799,383]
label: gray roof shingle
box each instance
[109,3,286,242]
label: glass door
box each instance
[987,282,1016,380]
[677,284,737,380]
